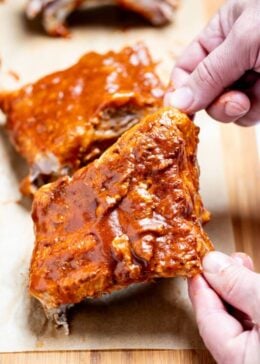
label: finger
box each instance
[188,275,243,362]
[206,90,250,123]
[229,253,255,330]
[236,78,260,127]
[170,42,207,89]
[203,251,260,325]
[231,252,255,271]
[165,10,259,113]
[170,11,225,89]
[168,68,190,90]
[26,0,43,18]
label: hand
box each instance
[164,0,260,126]
[189,251,260,364]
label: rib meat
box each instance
[0,44,163,195]
[29,107,213,328]
[26,0,178,36]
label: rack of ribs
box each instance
[0,44,163,195]
[29,107,213,331]
[26,0,179,36]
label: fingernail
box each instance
[225,101,248,117]
[203,251,233,274]
[164,87,194,111]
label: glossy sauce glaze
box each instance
[0,43,163,194]
[30,108,213,310]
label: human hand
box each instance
[189,251,260,364]
[165,0,260,126]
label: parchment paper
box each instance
[0,0,235,352]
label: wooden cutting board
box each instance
[1,0,259,363]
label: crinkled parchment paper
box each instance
[0,0,234,352]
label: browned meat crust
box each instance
[29,107,212,326]
[0,44,163,195]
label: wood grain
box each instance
[2,0,259,363]
[222,125,260,271]
[0,350,215,364]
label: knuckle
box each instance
[232,9,260,68]
[232,25,249,49]
[235,9,260,38]
[195,57,223,89]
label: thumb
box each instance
[203,251,260,325]
[165,11,259,113]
